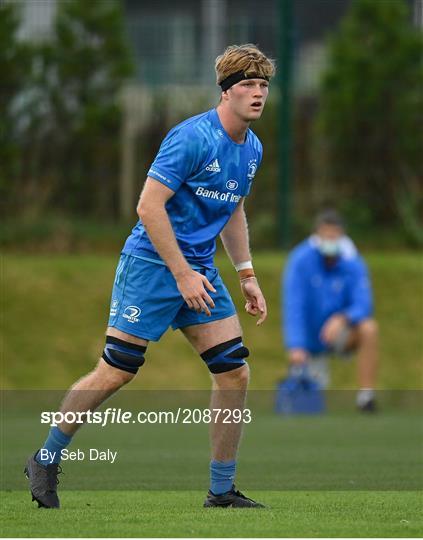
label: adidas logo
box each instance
[205,159,221,173]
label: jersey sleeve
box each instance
[244,137,263,196]
[147,126,202,192]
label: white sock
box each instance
[356,388,375,407]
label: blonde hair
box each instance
[215,44,276,86]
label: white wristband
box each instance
[235,260,253,272]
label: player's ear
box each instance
[221,90,230,102]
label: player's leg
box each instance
[347,319,379,410]
[181,315,264,508]
[36,330,147,459]
[31,253,181,471]
[55,328,148,437]
[25,328,148,508]
[26,254,185,508]
[25,253,171,508]
[182,315,248,460]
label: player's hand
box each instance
[175,269,216,316]
[288,348,308,365]
[241,277,267,325]
[320,314,347,344]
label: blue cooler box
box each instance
[275,366,326,415]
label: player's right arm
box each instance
[137,178,216,315]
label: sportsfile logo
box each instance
[196,186,241,203]
[123,305,141,323]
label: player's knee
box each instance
[200,337,249,374]
[102,336,147,377]
[97,360,135,388]
[212,362,250,391]
[357,319,379,340]
[229,362,250,385]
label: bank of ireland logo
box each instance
[123,305,141,323]
[226,179,238,190]
[247,159,257,180]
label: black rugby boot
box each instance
[24,451,62,508]
[204,486,265,508]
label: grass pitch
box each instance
[1,408,422,537]
[1,490,422,537]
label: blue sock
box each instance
[210,459,236,495]
[35,426,73,466]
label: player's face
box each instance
[226,79,269,121]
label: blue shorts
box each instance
[107,253,237,341]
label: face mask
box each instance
[317,239,341,257]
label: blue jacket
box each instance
[282,236,373,354]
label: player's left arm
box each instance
[220,199,267,325]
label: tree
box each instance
[315,0,423,244]
[18,0,134,218]
[0,2,31,212]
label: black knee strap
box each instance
[200,337,249,374]
[102,336,146,374]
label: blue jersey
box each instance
[122,108,263,266]
[282,236,374,354]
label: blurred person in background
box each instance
[282,209,379,411]
[25,44,275,509]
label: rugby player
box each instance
[25,44,276,508]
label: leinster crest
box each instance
[247,159,257,180]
